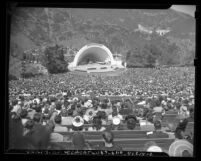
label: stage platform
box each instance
[70,63,125,73]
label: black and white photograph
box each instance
[7,4,195,157]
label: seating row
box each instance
[53,138,175,151]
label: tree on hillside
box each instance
[43,44,68,74]
[126,50,132,61]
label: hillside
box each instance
[9,7,195,74]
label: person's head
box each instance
[55,102,62,111]
[25,119,35,130]
[125,115,137,130]
[175,127,185,139]
[20,109,28,119]
[146,112,154,123]
[71,104,76,110]
[101,103,107,109]
[35,105,42,113]
[92,116,102,130]
[182,150,192,157]
[126,118,137,130]
[96,111,107,120]
[154,120,162,130]
[67,109,74,117]
[33,113,42,123]
[12,99,18,106]
[102,131,114,144]
[177,118,188,131]
[54,115,62,124]
[112,109,118,117]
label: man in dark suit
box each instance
[147,120,169,138]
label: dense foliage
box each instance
[43,44,68,74]
[10,8,195,69]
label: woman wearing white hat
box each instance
[70,116,85,132]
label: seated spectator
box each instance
[152,112,163,123]
[111,117,124,130]
[88,116,106,131]
[119,104,133,116]
[61,109,74,126]
[140,114,155,131]
[83,109,96,124]
[70,116,85,132]
[161,122,177,139]
[108,108,123,123]
[23,119,35,136]
[71,132,92,150]
[125,115,138,130]
[27,105,37,120]
[95,130,122,151]
[175,122,193,144]
[53,115,68,132]
[187,108,194,122]
[20,109,29,126]
[174,127,186,140]
[147,120,169,138]
[96,111,107,125]
[179,105,190,119]
[33,113,42,125]
[55,102,62,114]
[177,118,188,132]
[42,108,51,125]
[11,103,22,117]
[34,104,42,113]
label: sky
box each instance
[170,5,196,17]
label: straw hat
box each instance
[147,145,163,152]
[112,117,121,125]
[168,140,193,157]
[72,116,84,127]
[73,97,79,101]
[137,101,146,105]
[84,100,93,108]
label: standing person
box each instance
[95,130,122,151]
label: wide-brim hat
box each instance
[147,145,163,152]
[33,98,40,104]
[153,106,164,113]
[73,97,79,101]
[83,115,90,122]
[137,101,146,105]
[72,116,84,127]
[85,108,95,117]
[112,117,121,125]
[84,102,93,108]
[180,106,188,111]
[168,140,193,157]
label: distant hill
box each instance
[9,7,195,71]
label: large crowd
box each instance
[9,67,195,156]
